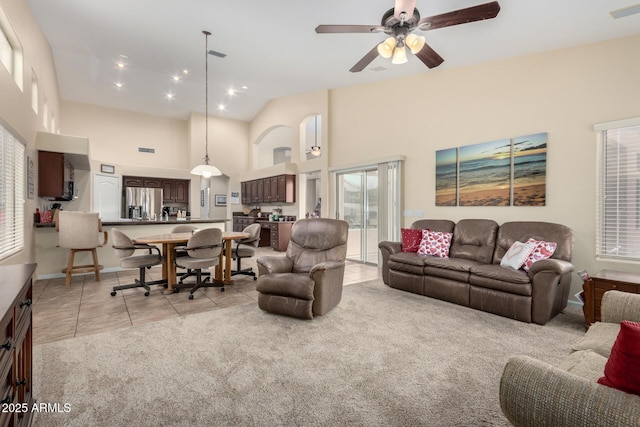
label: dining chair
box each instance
[230,223,261,280]
[171,224,208,285]
[174,228,223,299]
[56,211,108,285]
[110,228,165,296]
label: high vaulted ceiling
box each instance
[25,0,640,122]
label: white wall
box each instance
[328,34,640,300]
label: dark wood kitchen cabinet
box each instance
[123,176,162,188]
[162,179,189,203]
[270,222,293,252]
[38,151,74,200]
[241,174,296,205]
[0,263,36,427]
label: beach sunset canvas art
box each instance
[459,139,512,206]
[513,132,547,206]
[436,148,458,206]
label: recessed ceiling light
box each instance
[227,88,235,96]
[116,62,126,69]
[241,85,248,90]
[114,82,124,89]
[218,104,226,111]
[166,93,175,100]
[172,75,181,82]
[182,69,190,75]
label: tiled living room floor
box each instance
[32,247,381,345]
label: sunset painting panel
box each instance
[436,148,458,206]
[458,139,511,206]
[513,132,547,206]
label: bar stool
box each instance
[56,211,108,285]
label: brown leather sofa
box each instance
[256,218,349,319]
[379,219,575,324]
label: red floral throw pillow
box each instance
[401,228,423,253]
[417,229,453,258]
[522,238,557,272]
[597,321,640,396]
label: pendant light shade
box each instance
[405,34,426,54]
[191,30,222,178]
[391,44,408,65]
[309,115,321,157]
[377,37,397,59]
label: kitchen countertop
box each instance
[34,218,230,228]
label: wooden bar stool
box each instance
[56,211,108,285]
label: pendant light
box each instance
[309,115,321,157]
[191,30,222,178]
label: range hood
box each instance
[36,131,90,170]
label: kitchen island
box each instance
[34,218,229,279]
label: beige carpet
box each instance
[32,280,584,426]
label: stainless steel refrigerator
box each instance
[124,187,163,220]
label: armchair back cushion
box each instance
[287,218,349,273]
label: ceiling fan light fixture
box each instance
[391,45,408,65]
[377,36,397,59]
[406,34,425,54]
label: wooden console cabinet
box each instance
[582,269,640,329]
[1,263,36,427]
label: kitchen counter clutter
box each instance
[35,218,229,228]
[34,219,228,278]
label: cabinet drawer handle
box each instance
[1,339,11,351]
[16,379,27,387]
[19,299,32,308]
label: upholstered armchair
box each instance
[255,218,349,320]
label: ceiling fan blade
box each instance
[208,49,227,58]
[394,0,417,20]
[315,24,384,34]
[349,45,380,73]
[418,1,501,31]
[414,43,444,69]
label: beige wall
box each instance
[0,0,60,267]
[329,34,640,299]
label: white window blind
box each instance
[596,120,640,260]
[0,123,25,260]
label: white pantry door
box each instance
[94,173,121,220]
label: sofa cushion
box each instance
[469,264,532,296]
[500,240,535,270]
[493,221,573,265]
[559,349,607,381]
[572,322,620,358]
[522,238,557,272]
[598,321,640,396]
[417,230,453,258]
[449,219,498,264]
[401,228,423,252]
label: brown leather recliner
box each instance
[256,218,349,320]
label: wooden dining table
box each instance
[133,230,250,293]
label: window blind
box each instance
[0,123,25,260]
[596,123,640,260]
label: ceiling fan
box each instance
[315,0,500,72]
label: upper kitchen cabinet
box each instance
[241,174,296,204]
[36,132,90,200]
[162,179,189,203]
[123,176,162,188]
[38,151,73,200]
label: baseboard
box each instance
[37,267,124,280]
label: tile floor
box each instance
[32,247,381,345]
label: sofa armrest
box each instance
[378,241,402,284]
[500,355,640,427]
[527,258,574,276]
[601,290,640,323]
[310,260,345,275]
[256,256,293,276]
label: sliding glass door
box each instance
[336,169,379,264]
[334,160,402,266]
